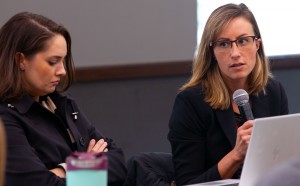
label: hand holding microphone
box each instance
[232,89,254,160]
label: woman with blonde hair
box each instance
[168,3,288,185]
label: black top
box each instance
[168,78,289,185]
[0,91,127,186]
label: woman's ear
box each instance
[15,52,26,71]
[255,38,262,51]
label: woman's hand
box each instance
[218,120,254,179]
[87,138,108,153]
[232,120,254,161]
[50,167,66,178]
[50,139,108,178]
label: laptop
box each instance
[186,113,300,186]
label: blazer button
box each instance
[79,137,85,146]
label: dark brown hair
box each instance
[0,12,74,101]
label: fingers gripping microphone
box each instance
[233,89,254,121]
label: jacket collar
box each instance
[10,94,36,114]
[9,92,69,114]
[251,91,269,118]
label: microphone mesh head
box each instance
[232,89,249,106]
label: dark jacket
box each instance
[0,92,127,186]
[168,78,289,185]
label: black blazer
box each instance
[168,78,289,185]
[0,92,127,186]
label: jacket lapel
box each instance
[214,90,270,148]
[215,106,237,147]
[251,93,269,118]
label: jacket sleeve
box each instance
[71,98,127,186]
[168,91,221,185]
[2,113,66,186]
[88,124,127,186]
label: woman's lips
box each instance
[230,63,245,69]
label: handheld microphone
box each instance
[232,89,254,121]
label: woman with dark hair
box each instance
[168,3,288,185]
[0,12,126,186]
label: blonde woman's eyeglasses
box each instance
[210,36,258,53]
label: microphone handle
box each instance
[238,103,254,121]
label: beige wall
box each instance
[0,0,197,67]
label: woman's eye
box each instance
[238,38,249,45]
[217,41,230,48]
[48,61,57,66]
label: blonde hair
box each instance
[181,3,271,110]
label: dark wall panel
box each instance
[70,76,188,159]
[69,69,300,159]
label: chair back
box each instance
[124,152,175,186]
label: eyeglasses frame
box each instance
[209,36,258,50]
